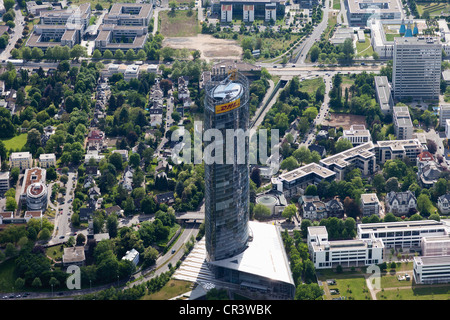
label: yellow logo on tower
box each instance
[215,98,240,114]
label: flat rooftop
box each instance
[358,220,448,232]
[360,193,379,204]
[374,76,392,111]
[278,162,336,182]
[347,0,402,14]
[320,142,375,167]
[208,221,295,286]
[414,255,450,266]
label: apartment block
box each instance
[0,171,9,194]
[39,153,56,168]
[439,104,450,128]
[393,106,413,140]
[360,193,382,217]
[10,152,32,171]
[392,37,442,101]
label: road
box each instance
[0,2,25,61]
[291,3,330,64]
[49,171,77,245]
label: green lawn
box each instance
[46,244,64,262]
[385,33,401,42]
[2,133,28,151]
[333,0,341,9]
[141,279,193,300]
[0,258,17,293]
[299,77,324,95]
[417,2,450,16]
[377,285,450,300]
[356,34,374,57]
[317,269,371,300]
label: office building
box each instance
[392,37,442,100]
[10,152,32,171]
[393,106,413,140]
[20,167,48,212]
[341,124,372,146]
[439,104,450,128]
[413,255,450,284]
[26,3,91,50]
[202,70,295,299]
[346,0,402,26]
[94,24,148,54]
[358,220,449,249]
[374,76,394,114]
[213,0,284,23]
[421,235,450,256]
[204,70,251,262]
[103,3,153,26]
[122,248,140,266]
[308,226,384,269]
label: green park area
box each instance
[2,133,27,152]
[417,2,450,17]
[355,34,374,57]
[159,10,200,37]
[141,279,193,300]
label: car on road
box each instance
[292,65,296,67]
[171,249,176,254]
[59,236,64,239]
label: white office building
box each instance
[392,37,442,101]
[342,124,372,146]
[358,220,450,249]
[439,104,450,128]
[308,226,384,269]
[413,255,450,284]
[421,235,450,256]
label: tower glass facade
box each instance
[204,70,250,262]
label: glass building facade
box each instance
[204,70,250,262]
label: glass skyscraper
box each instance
[204,70,250,262]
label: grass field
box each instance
[159,10,200,37]
[333,0,341,9]
[299,77,324,95]
[377,285,450,300]
[2,134,28,151]
[356,34,374,57]
[141,279,193,300]
[0,259,16,293]
[317,269,371,300]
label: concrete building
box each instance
[357,220,449,249]
[26,3,91,50]
[307,226,384,269]
[63,246,86,267]
[341,124,372,146]
[94,24,148,54]
[374,76,394,115]
[413,255,450,284]
[330,27,354,45]
[271,162,336,198]
[346,0,402,26]
[393,106,413,140]
[21,167,48,212]
[440,104,450,128]
[214,0,284,23]
[103,3,153,26]
[0,171,9,194]
[122,248,140,266]
[392,37,442,101]
[446,119,450,139]
[39,153,56,168]
[360,193,382,217]
[10,152,32,171]
[421,235,450,256]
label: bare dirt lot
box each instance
[163,34,243,62]
[322,113,367,130]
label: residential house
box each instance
[438,193,450,214]
[385,191,417,216]
[300,195,327,220]
[155,191,175,205]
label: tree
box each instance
[280,156,299,171]
[310,46,320,62]
[385,177,400,193]
[192,49,201,60]
[253,204,271,220]
[282,204,297,222]
[76,233,86,246]
[4,0,15,12]
[103,49,114,59]
[32,277,42,288]
[335,139,353,153]
[125,48,136,61]
[372,174,386,194]
[169,1,177,13]
[31,47,44,60]
[70,44,87,60]
[305,185,318,196]
[417,193,433,216]
[295,283,323,300]
[250,167,261,188]
[92,49,102,59]
[38,228,51,241]
[114,49,125,61]
[106,214,119,238]
[6,197,17,211]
